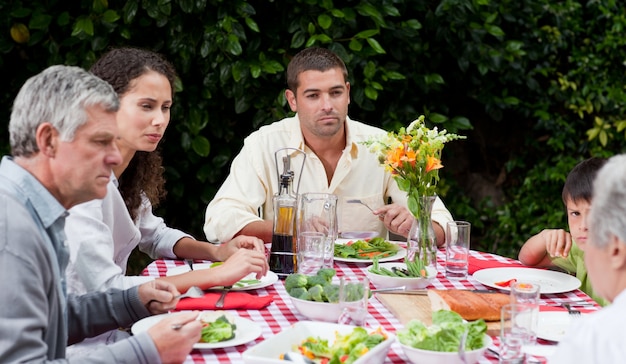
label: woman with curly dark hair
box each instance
[63,47,269,301]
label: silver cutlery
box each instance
[175,285,204,300]
[371,286,406,293]
[563,303,581,316]
[215,286,232,308]
[347,199,385,217]
[283,351,316,363]
[185,259,194,271]
[545,302,594,307]
[458,329,468,364]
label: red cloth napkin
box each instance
[468,255,526,274]
[175,292,274,311]
[539,305,597,314]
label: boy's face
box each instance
[565,197,591,250]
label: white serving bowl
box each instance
[366,262,437,290]
[242,321,395,364]
[400,334,492,364]
[289,295,342,322]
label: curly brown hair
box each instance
[90,47,178,221]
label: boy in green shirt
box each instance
[518,157,608,306]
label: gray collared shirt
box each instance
[0,156,160,363]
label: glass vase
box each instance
[406,195,437,276]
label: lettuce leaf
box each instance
[397,310,487,352]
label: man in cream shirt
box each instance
[204,47,453,245]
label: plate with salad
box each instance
[166,263,279,290]
[333,237,406,263]
[241,321,394,364]
[132,311,262,349]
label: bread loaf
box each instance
[427,289,510,321]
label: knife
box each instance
[375,289,502,295]
[185,258,194,271]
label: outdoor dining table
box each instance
[141,247,599,364]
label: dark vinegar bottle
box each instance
[269,156,297,278]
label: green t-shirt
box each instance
[552,242,609,306]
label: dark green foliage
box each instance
[1,1,624,271]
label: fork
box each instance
[563,303,581,316]
[215,286,232,308]
[347,199,385,217]
[458,329,468,364]
[174,285,205,300]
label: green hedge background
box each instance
[2,0,624,272]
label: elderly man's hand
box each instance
[148,311,202,364]
[139,280,180,314]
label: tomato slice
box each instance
[494,278,517,287]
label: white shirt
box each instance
[65,174,190,295]
[204,115,453,243]
[550,290,626,363]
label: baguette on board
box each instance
[427,289,510,321]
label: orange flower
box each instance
[425,156,443,172]
[401,147,417,166]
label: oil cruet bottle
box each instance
[269,148,305,278]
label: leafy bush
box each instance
[1,1,624,270]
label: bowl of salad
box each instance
[397,310,492,364]
[366,259,437,290]
[242,321,394,364]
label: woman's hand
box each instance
[210,248,269,286]
[213,235,265,262]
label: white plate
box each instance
[334,239,406,263]
[166,263,279,290]
[536,311,572,342]
[472,267,581,294]
[522,344,557,359]
[241,321,394,364]
[131,312,262,349]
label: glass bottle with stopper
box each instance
[269,148,305,278]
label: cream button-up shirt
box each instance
[204,115,452,243]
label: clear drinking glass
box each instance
[296,231,325,274]
[499,303,538,363]
[297,193,338,269]
[509,281,540,344]
[337,276,369,326]
[445,221,471,279]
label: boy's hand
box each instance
[541,229,573,258]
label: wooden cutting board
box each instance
[376,293,502,336]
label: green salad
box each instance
[198,313,236,343]
[285,268,370,303]
[291,326,388,364]
[397,310,487,352]
[334,237,399,260]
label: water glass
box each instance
[499,303,538,363]
[445,221,471,279]
[509,281,540,344]
[297,231,325,274]
[510,282,540,306]
[298,193,338,269]
[337,276,369,326]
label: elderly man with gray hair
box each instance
[0,65,201,363]
[551,154,626,363]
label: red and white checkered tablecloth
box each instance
[141,248,599,363]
